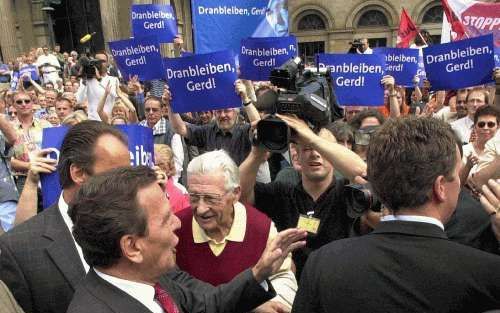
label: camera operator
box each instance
[292,117,500,313]
[75,51,119,121]
[349,38,372,54]
[239,114,367,278]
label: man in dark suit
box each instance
[0,121,131,313]
[292,117,500,313]
[67,166,306,313]
[0,121,305,313]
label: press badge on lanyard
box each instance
[297,211,320,235]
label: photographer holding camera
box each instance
[75,52,119,121]
[239,113,367,278]
[348,38,372,54]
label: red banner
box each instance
[396,8,419,48]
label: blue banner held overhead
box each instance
[19,64,39,82]
[239,36,297,81]
[109,36,164,81]
[423,34,495,90]
[191,0,289,54]
[131,4,178,43]
[164,50,240,113]
[40,125,154,209]
[374,47,419,87]
[317,54,385,106]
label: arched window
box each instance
[422,5,443,24]
[297,12,326,31]
[357,10,389,27]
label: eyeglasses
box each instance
[8,111,16,116]
[477,121,497,129]
[15,99,31,105]
[145,107,160,113]
[188,192,226,206]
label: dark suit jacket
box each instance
[293,221,500,313]
[0,204,273,313]
[67,269,274,313]
[0,204,85,313]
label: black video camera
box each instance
[78,55,104,79]
[348,39,363,54]
[345,182,382,218]
[254,57,336,152]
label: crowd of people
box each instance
[0,34,499,313]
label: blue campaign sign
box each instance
[317,54,385,106]
[423,34,495,90]
[19,64,39,82]
[109,36,164,81]
[239,36,297,81]
[40,125,154,209]
[116,125,155,168]
[164,50,240,113]
[191,0,289,54]
[374,47,419,87]
[9,72,19,91]
[131,4,178,43]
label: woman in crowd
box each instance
[154,144,190,213]
[460,105,500,184]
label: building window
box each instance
[357,10,389,27]
[422,5,443,24]
[368,38,387,48]
[298,41,325,66]
[298,13,326,31]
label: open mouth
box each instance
[309,162,322,167]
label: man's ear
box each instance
[120,235,143,264]
[69,164,89,186]
[433,175,447,203]
[232,186,242,204]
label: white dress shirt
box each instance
[58,193,90,273]
[381,214,444,230]
[94,269,164,313]
[451,116,474,144]
[75,75,118,121]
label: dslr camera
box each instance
[78,55,105,79]
[254,57,337,152]
[345,182,382,218]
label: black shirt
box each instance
[185,122,252,165]
[255,177,354,278]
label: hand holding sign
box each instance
[381,75,395,92]
[28,148,58,185]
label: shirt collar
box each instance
[193,201,247,244]
[58,192,90,272]
[140,118,167,136]
[94,268,156,308]
[380,214,444,230]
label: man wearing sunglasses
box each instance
[9,91,51,193]
[451,88,489,144]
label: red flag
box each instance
[441,0,467,40]
[396,8,419,48]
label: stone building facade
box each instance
[0,0,455,62]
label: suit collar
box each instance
[372,220,448,240]
[85,269,184,313]
[42,205,86,289]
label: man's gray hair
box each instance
[187,150,240,191]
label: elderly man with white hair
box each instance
[175,150,297,313]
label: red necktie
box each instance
[154,283,180,313]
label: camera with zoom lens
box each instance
[348,39,363,54]
[254,57,338,153]
[345,182,382,218]
[78,55,105,79]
